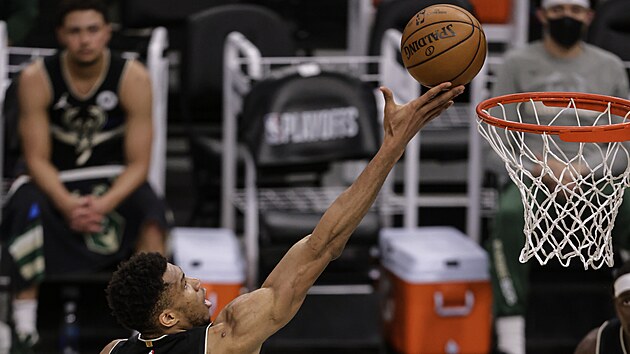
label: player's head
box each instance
[55,0,112,66]
[612,260,630,336]
[535,0,595,49]
[106,253,212,335]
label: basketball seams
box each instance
[440,4,474,24]
[442,3,485,32]
[401,5,483,45]
[446,26,485,85]
[400,4,487,86]
[401,20,475,47]
[427,4,484,33]
[403,23,476,70]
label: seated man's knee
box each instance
[136,221,166,255]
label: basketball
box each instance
[400,4,487,87]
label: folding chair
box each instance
[238,69,385,352]
[181,4,295,225]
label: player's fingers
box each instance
[380,86,395,111]
[416,82,452,105]
[70,207,100,226]
[83,214,99,225]
[83,211,103,226]
[70,217,102,234]
[71,207,88,220]
[418,85,463,114]
[429,82,453,96]
[86,213,104,231]
[68,220,86,233]
[86,222,103,233]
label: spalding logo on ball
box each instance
[401,4,487,87]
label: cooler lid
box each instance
[171,227,245,283]
[379,227,489,283]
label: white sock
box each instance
[0,321,11,354]
[12,299,39,342]
[496,315,525,354]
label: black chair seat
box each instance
[262,292,384,352]
[261,211,380,245]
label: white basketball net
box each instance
[478,97,630,269]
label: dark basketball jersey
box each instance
[43,50,128,171]
[596,318,626,354]
[109,325,210,354]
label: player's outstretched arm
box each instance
[209,82,465,353]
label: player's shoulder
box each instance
[18,58,46,83]
[582,42,626,66]
[122,57,150,81]
[119,58,151,96]
[574,327,599,354]
[100,339,126,354]
[17,59,51,103]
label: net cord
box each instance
[477,98,630,269]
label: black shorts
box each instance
[0,167,172,291]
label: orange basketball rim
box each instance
[476,91,630,269]
[476,92,630,143]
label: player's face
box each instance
[57,10,111,66]
[162,263,212,328]
[614,291,630,336]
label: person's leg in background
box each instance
[12,286,39,346]
[612,189,630,261]
[2,186,47,349]
[136,220,167,255]
[487,183,529,354]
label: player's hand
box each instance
[85,195,114,218]
[380,83,465,149]
[64,195,104,233]
[57,194,87,225]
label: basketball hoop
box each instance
[477,92,630,269]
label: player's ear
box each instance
[157,309,178,328]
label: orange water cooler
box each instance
[380,227,492,354]
[469,0,512,24]
[172,227,245,318]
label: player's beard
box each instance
[189,311,212,327]
[177,303,212,327]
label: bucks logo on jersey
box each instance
[80,184,126,255]
[51,90,125,166]
[83,211,125,255]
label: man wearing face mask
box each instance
[486,0,630,354]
